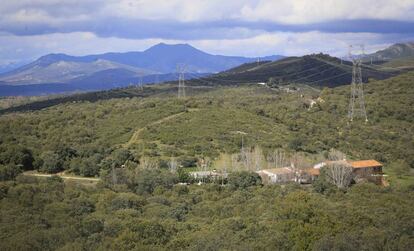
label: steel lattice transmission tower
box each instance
[348,44,368,122]
[138,75,144,90]
[177,64,187,98]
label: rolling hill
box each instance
[1,51,410,114]
[187,53,401,87]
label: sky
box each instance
[1,0,414,65]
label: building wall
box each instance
[353,166,383,185]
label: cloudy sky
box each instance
[1,0,414,65]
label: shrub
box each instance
[0,164,22,181]
[228,171,262,189]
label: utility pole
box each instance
[137,75,143,90]
[177,64,186,98]
[348,44,368,122]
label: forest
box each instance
[0,170,413,250]
[0,71,413,250]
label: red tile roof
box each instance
[350,160,382,169]
[303,168,320,176]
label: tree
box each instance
[267,149,286,168]
[167,158,178,173]
[289,138,303,151]
[290,152,311,182]
[129,169,178,194]
[0,164,22,181]
[55,146,77,170]
[0,146,34,170]
[78,157,101,177]
[110,192,146,211]
[253,146,264,171]
[239,146,264,171]
[40,151,63,174]
[323,161,353,188]
[112,149,133,167]
[313,169,336,194]
[139,156,158,169]
[228,171,262,189]
[328,148,346,161]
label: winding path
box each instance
[124,109,199,148]
[23,172,100,182]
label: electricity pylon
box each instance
[177,64,186,98]
[139,75,143,90]
[348,44,368,122]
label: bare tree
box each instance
[239,146,265,171]
[139,156,158,169]
[290,152,311,182]
[324,161,354,188]
[241,148,254,171]
[267,149,286,168]
[231,153,241,171]
[253,145,264,171]
[167,158,178,173]
[328,148,346,161]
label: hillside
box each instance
[0,59,153,85]
[1,68,413,251]
[188,54,400,87]
[1,71,413,176]
[364,42,414,62]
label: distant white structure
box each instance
[257,82,266,86]
[190,171,228,180]
[313,162,327,169]
[256,167,295,184]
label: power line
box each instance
[306,71,350,84]
[288,63,346,83]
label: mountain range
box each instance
[0,43,282,96]
[1,42,413,97]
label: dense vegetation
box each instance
[0,171,413,250]
[0,71,413,177]
[0,69,413,250]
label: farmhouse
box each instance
[256,167,295,184]
[300,168,320,184]
[311,159,384,185]
[350,160,384,185]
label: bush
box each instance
[0,146,34,170]
[110,193,147,211]
[129,169,178,195]
[228,171,262,189]
[0,164,22,181]
[40,151,63,174]
[389,160,411,178]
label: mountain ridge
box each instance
[364,42,414,62]
[188,53,400,88]
[0,43,283,96]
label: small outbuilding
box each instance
[350,160,384,185]
[256,167,295,184]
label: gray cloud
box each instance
[0,0,413,65]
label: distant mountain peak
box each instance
[365,42,414,61]
[145,42,202,53]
